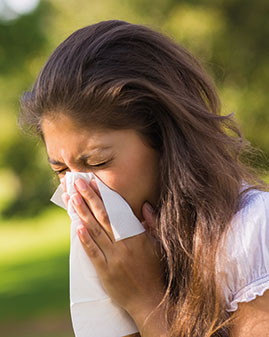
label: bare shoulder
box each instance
[230,290,269,337]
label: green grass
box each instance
[0,252,69,321]
[0,206,70,264]
[0,207,74,336]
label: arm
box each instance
[230,290,269,336]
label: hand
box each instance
[65,177,166,333]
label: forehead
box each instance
[42,114,109,142]
[41,114,143,163]
[42,113,91,136]
[42,115,111,156]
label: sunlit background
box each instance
[0,0,268,336]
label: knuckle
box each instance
[90,226,102,238]
[83,213,93,225]
[98,209,109,224]
[86,243,99,258]
[84,189,94,201]
[111,254,124,268]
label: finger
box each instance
[71,193,114,251]
[75,179,113,238]
[60,177,67,192]
[61,192,70,209]
[89,178,102,199]
[77,225,107,266]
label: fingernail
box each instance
[77,225,85,236]
[72,193,82,206]
[75,179,87,191]
[60,177,67,192]
[77,226,88,244]
[144,201,154,213]
[61,192,69,205]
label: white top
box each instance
[217,190,269,312]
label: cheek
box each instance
[96,155,159,220]
[96,167,136,200]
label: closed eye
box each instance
[86,158,113,169]
[88,161,107,168]
[53,162,106,175]
[55,167,68,175]
[52,158,113,176]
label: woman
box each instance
[20,20,269,336]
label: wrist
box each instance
[126,292,161,323]
[127,295,168,337]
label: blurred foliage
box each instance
[0,0,56,218]
[0,0,268,219]
[0,2,48,75]
[0,207,73,336]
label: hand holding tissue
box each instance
[51,171,146,337]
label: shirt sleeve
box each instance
[216,190,269,312]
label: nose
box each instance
[59,152,93,174]
[69,167,92,173]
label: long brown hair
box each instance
[20,20,264,336]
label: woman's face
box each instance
[42,114,160,220]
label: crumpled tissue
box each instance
[51,171,145,337]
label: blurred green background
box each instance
[0,0,268,336]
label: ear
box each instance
[142,201,157,237]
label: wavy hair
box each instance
[20,20,264,336]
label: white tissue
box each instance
[51,172,145,337]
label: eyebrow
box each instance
[48,157,65,166]
[47,146,113,166]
